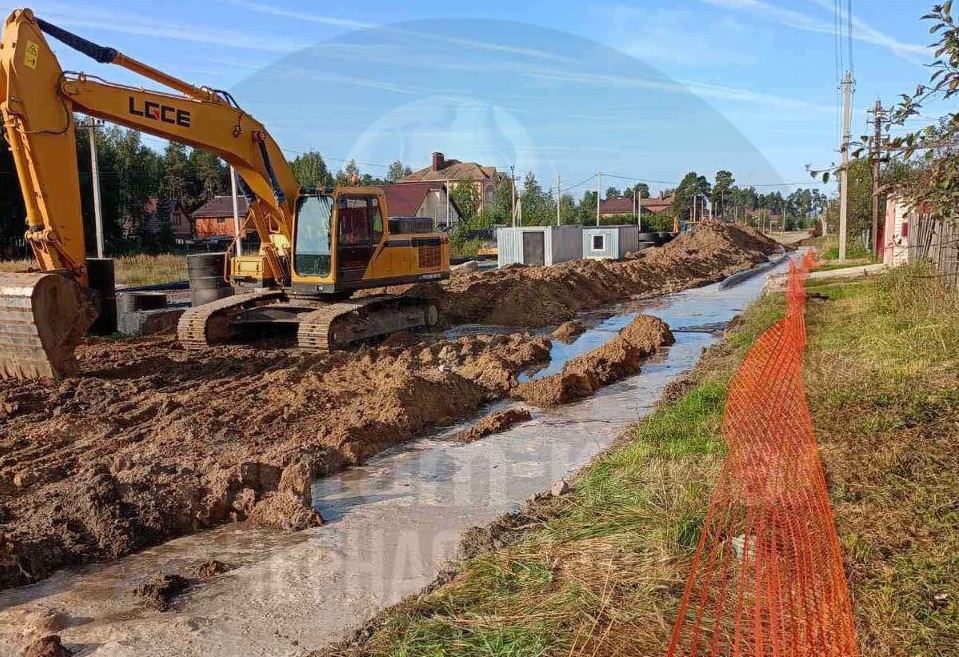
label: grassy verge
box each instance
[328,262,959,657]
[0,254,187,286]
[326,294,787,657]
[806,264,959,656]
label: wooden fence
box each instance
[909,215,959,288]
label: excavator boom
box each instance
[0,8,299,378]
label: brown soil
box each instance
[406,223,780,327]
[0,224,774,593]
[514,315,674,407]
[451,408,533,444]
[193,559,232,579]
[134,573,192,611]
[22,635,73,657]
[551,321,586,342]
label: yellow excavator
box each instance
[0,8,449,380]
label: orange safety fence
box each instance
[665,251,859,657]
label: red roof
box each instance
[380,182,460,217]
[191,195,249,219]
[598,197,635,214]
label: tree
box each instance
[578,190,598,224]
[450,183,480,222]
[605,186,620,200]
[713,170,735,220]
[558,193,578,224]
[633,183,650,199]
[187,150,229,205]
[387,160,412,183]
[671,171,711,221]
[520,171,555,226]
[335,159,360,186]
[290,151,332,188]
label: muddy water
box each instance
[0,259,790,657]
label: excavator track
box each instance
[177,289,284,349]
[0,273,97,379]
[297,296,439,351]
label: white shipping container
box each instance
[497,226,584,267]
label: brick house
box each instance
[127,197,192,242]
[191,195,253,239]
[399,152,504,212]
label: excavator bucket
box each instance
[0,272,97,379]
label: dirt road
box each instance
[0,224,779,592]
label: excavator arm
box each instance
[0,8,300,378]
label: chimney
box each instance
[432,152,445,172]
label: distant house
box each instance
[380,182,463,227]
[399,152,504,211]
[598,194,674,219]
[192,195,253,239]
[127,197,192,242]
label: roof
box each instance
[598,198,635,215]
[192,195,249,219]
[400,159,503,184]
[380,182,462,217]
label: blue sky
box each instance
[3,1,941,198]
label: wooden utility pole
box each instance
[510,166,516,227]
[869,99,884,256]
[838,71,854,261]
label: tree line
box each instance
[0,124,412,257]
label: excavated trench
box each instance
[0,252,793,657]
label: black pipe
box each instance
[35,18,118,64]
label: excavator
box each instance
[0,8,450,380]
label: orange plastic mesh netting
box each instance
[665,251,859,657]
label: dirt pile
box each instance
[451,408,533,444]
[22,635,73,657]
[0,332,550,591]
[551,321,585,342]
[407,224,780,326]
[514,315,674,407]
[134,573,192,611]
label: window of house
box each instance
[592,234,605,251]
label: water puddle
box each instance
[0,257,794,657]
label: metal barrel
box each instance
[117,291,167,316]
[187,253,233,307]
[86,257,117,335]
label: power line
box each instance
[847,0,855,74]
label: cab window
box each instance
[294,195,333,276]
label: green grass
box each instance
[329,263,959,657]
[0,253,187,286]
[819,234,875,261]
[332,295,786,657]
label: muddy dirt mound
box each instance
[452,408,533,444]
[134,573,191,611]
[0,332,551,591]
[22,635,72,657]
[514,315,674,407]
[552,321,586,342]
[407,224,779,327]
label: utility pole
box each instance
[229,166,243,257]
[869,99,885,256]
[596,172,601,226]
[85,117,105,259]
[556,174,561,226]
[838,71,854,261]
[510,165,516,227]
[637,186,642,230]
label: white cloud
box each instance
[700,0,928,63]
[523,68,834,113]
[605,6,755,68]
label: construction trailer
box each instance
[582,226,642,260]
[497,226,583,267]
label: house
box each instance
[126,197,192,242]
[380,182,463,228]
[192,195,253,239]
[399,152,504,211]
[598,194,674,219]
